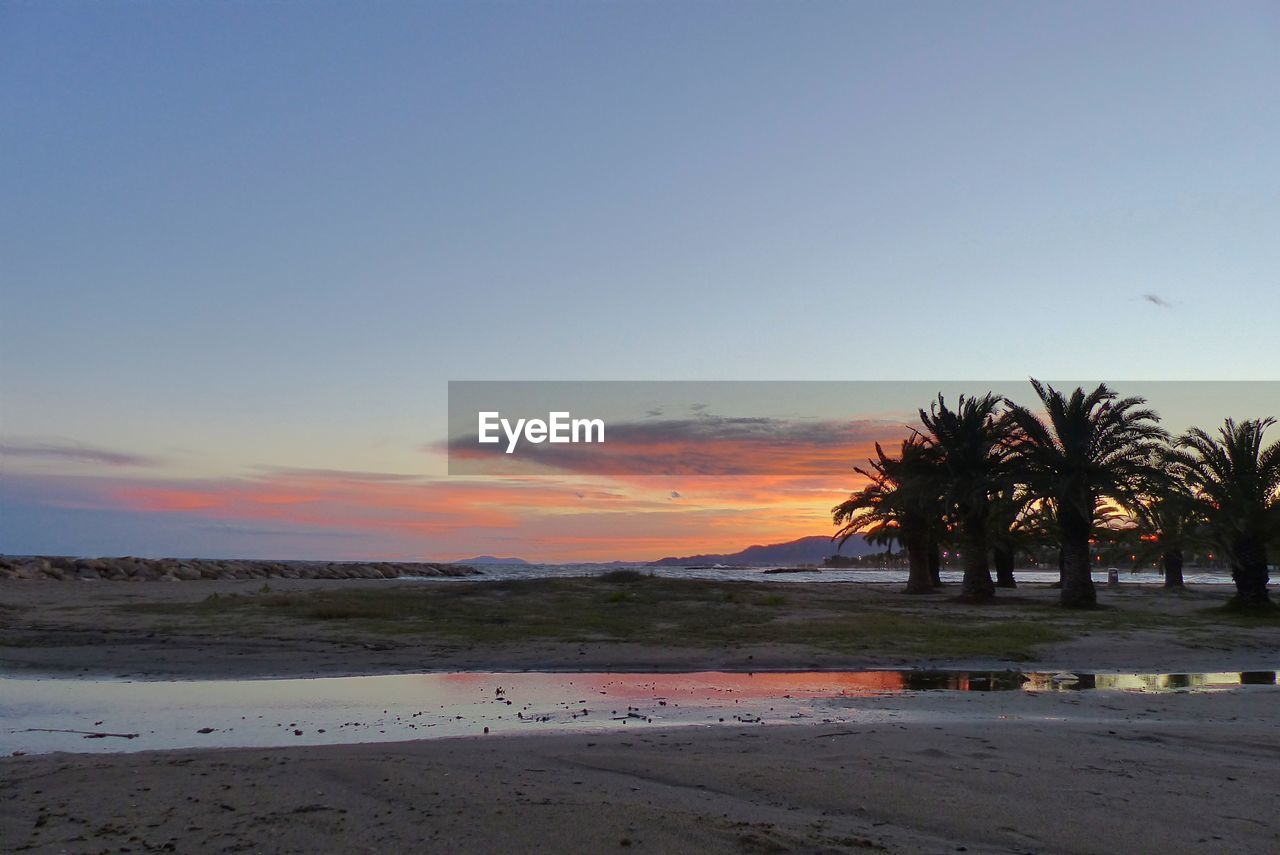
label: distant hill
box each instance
[653,535,879,567]
[459,555,532,566]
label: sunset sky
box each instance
[3,3,1278,562]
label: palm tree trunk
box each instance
[1162,550,1184,588]
[959,519,995,601]
[993,546,1017,588]
[1229,536,1271,605]
[904,528,933,595]
[928,540,943,587]
[1059,510,1096,608]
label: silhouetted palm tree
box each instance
[917,393,1014,602]
[833,436,941,594]
[927,531,946,587]
[1136,453,1204,588]
[988,488,1034,588]
[1173,418,1280,606]
[1005,381,1168,608]
[1016,499,1065,578]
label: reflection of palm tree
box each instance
[917,394,1013,602]
[832,437,941,594]
[1173,419,1280,606]
[1005,381,1168,608]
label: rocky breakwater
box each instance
[0,556,481,582]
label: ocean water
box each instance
[426,564,1238,587]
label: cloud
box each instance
[0,439,160,467]
[1142,293,1173,308]
[448,415,902,477]
[250,466,423,483]
[0,468,862,564]
[193,523,358,538]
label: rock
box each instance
[0,554,483,582]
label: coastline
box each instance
[5,578,1279,853]
[0,556,480,583]
[5,690,1279,853]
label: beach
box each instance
[9,0,1278,851]
[3,576,1279,853]
[5,689,1279,853]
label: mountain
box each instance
[653,535,879,567]
[459,555,531,566]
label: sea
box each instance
[429,564,1238,586]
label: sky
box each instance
[2,2,1278,561]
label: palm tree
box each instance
[832,436,940,594]
[1173,418,1280,606]
[927,532,945,588]
[989,488,1034,588]
[916,393,1014,602]
[1016,499,1065,579]
[1005,381,1168,608]
[1135,455,1204,588]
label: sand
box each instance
[4,688,1279,853]
[3,578,1279,853]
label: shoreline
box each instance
[6,654,1280,683]
[5,691,1279,853]
[0,555,481,582]
[5,578,1279,852]
[7,660,1278,759]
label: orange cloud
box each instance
[6,455,886,562]
[448,416,901,478]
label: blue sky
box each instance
[2,2,1278,559]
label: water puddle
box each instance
[2,669,1275,756]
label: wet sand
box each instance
[4,689,1279,854]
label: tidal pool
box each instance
[3,668,1275,756]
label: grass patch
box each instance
[120,577,1074,659]
[780,612,1064,660]
[1205,600,1280,626]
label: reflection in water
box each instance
[1019,671,1275,692]
[2,668,1275,757]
